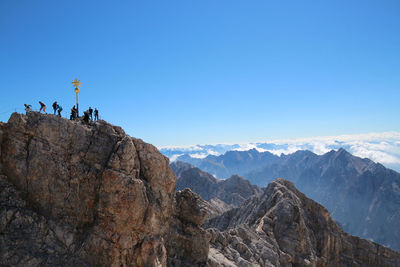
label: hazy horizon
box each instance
[159,131,400,172]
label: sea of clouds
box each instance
[159,132,400,172]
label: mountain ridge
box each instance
[171,161,262,207]
[160,134,400,172]
[176,148,400,252]
[206,178,400,266]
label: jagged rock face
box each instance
[171,161,261,207]
[165,188,210,266]
[247,149,400,252]
[0,112,176,266]
[0,175,90,266]
[206,179,400,266]
[177,149,400,252]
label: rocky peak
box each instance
[170,160,193,178]
[0,112,178,266]
[172,161,261,207]
[206,178,400,266]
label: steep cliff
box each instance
[0,112,180,266]
[165,188,210,266]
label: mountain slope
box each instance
[247,149,400,251]
[176,149,280,178]
[171,161,262,207]
[178,148,400,252]
[206,178,400,266]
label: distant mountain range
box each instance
[171,148,400,252]
[160,132,400,172]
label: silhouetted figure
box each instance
[83,110,90,124]
[52,101,58,114]
[57,105,63,117]
[24,104,32,113]
[74,105,78,119]
[88,107,93,121]
[94,108,99,121]
[70,106,76,120]
[39,101,46,113]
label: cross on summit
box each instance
[72,78,82,90]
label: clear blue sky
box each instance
[1,0,399,146]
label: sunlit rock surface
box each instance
[0,112,176,266]
[206,178,400,266]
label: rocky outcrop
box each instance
[0,174,90,266]
[171,161,261,207]
[206,178,400,266]
[165,188,210,266]
[0,112,176,266]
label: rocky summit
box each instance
[1,112,400,266]
[0,112,205,266]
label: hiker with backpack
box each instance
[39,101,47,113]
[57,104,63,117]
[52,101,58,114]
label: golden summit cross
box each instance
[72,78,82,88]
[72,78,81,116]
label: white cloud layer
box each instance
[160,132,400,172]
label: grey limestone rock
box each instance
[206,178,400,266]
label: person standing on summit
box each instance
[57,104,63,117]
[39,101,47,113]
[88,107,93,121]
[52,101,58,114]
[94,108,99,121]
[83,110,90,124]
[70,105,77,120]
[24,104,32,113]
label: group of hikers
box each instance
[73,106,99,123]
[24,101,99,123]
